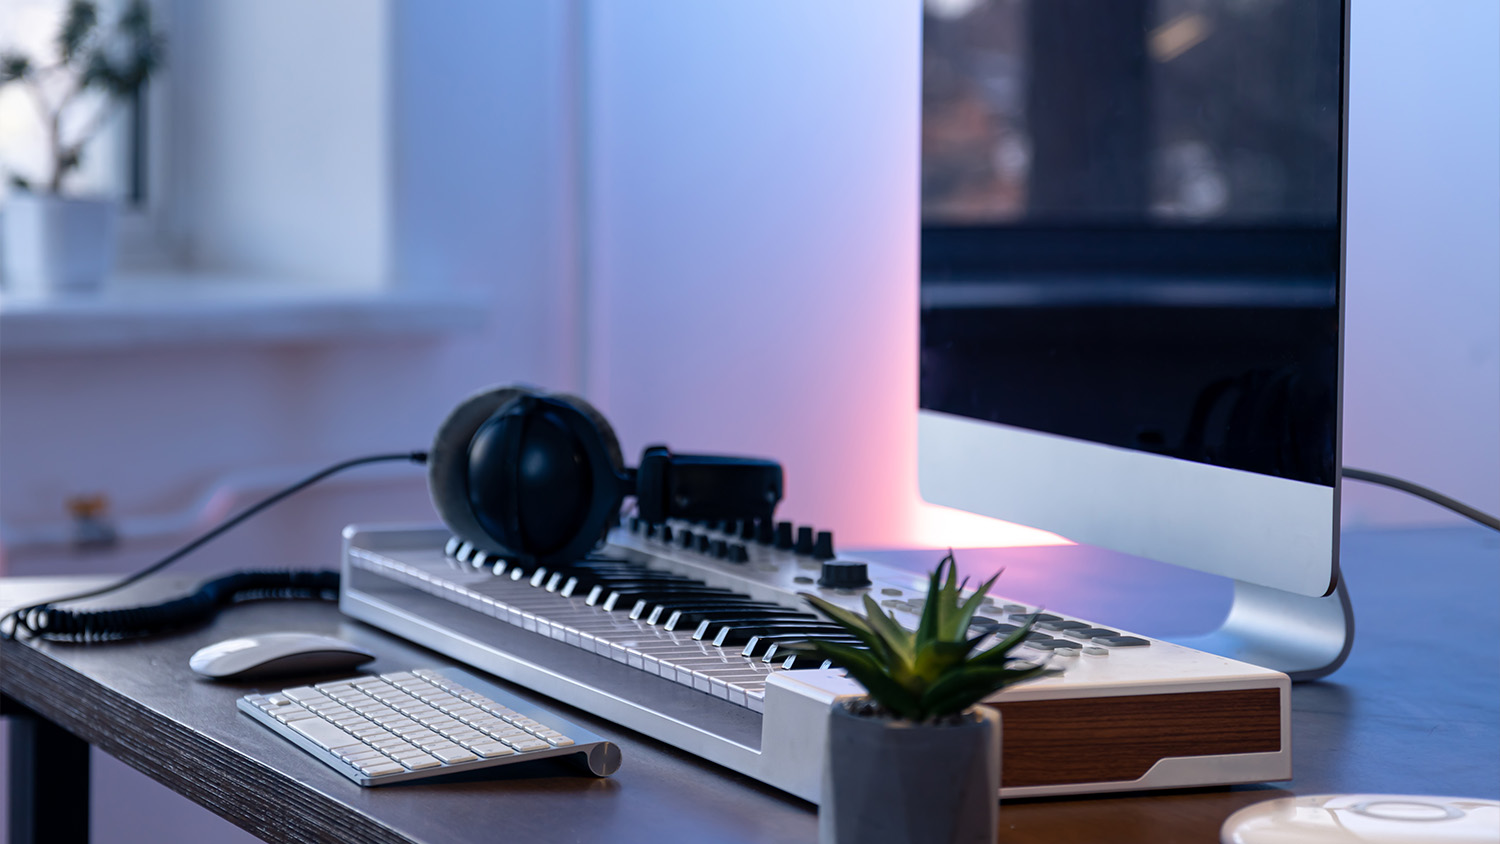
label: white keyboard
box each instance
[239,668,621,786]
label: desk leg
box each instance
[7,702,90,844]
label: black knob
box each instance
[795,526,815,556]
[739,518,757,541]
[659,525,674,544]
[717,520,734,534]
[697,534,713,554]
[813,530,835,560]
[774,521,795,550]
[679,530,696,549]
[819,560,871,589]
[756,519,775,545]
[710,539,728,559]
[727,543,750,563]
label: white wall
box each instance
[584,1,931,548]
[168,0,391,286]
[1340,0,1500,527]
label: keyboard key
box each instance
[359,761,406,777]
[340,749,387,764]
[508,739,549,753]
[1065,627,1119,640]
[288,717,363,751]
[1094,636,1151,647]
[431,746,478,764]
[471,742,516,758]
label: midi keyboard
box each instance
[339,521,1289,802]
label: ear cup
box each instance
[548,392,626,550]
[550,392,624,477]
[463,393,629,565]
[428,385,538,556]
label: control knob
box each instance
[818,560,871,589]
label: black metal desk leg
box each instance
[8,703,90,844]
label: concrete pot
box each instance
[820,699,1000,844]
[1,193,119,296]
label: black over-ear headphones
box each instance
[428,386,785,568]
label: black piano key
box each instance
[776,654,834,670]
[640,597,776,625]
[763,640,867,664]
[743,632,862,657]
[627,590,747,619]
[713,623,848,648]
[602,585,740,612]
[664,604,805,631]
[585,579,721,606]
[692,613,825,639]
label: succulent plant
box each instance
[788,552,1050,722]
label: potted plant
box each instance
[1,0,163,296]
[790,553,1051,844]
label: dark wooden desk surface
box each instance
[2,526,1495,844]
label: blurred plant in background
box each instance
[1,0,163,195]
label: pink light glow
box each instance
[908,501,1072,550]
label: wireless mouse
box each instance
[1221,794,1500,843]
[189,632,375,680]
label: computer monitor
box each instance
[917,0,1350,679]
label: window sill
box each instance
[0,273,489,354]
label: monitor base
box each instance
[1172,576,1353,682]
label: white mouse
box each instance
[189,632,375,680]
[1221,794,1500,844]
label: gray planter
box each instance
[820,699,1000,844]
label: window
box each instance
[0,0,146,205]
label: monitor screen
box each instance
[918,0,1346,598]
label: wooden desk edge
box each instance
[1,638,405,844]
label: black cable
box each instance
[16,570,343,643]
[2,451,427,641]
[1342,467,1500,531]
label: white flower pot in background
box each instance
[1,193,119,296]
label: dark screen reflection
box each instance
[919,0,1343,486]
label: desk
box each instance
[3,527,1496,844]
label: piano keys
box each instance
[340,523,1291,801]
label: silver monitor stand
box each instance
[1174,577,1353,682]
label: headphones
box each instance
[428,386,785,568]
